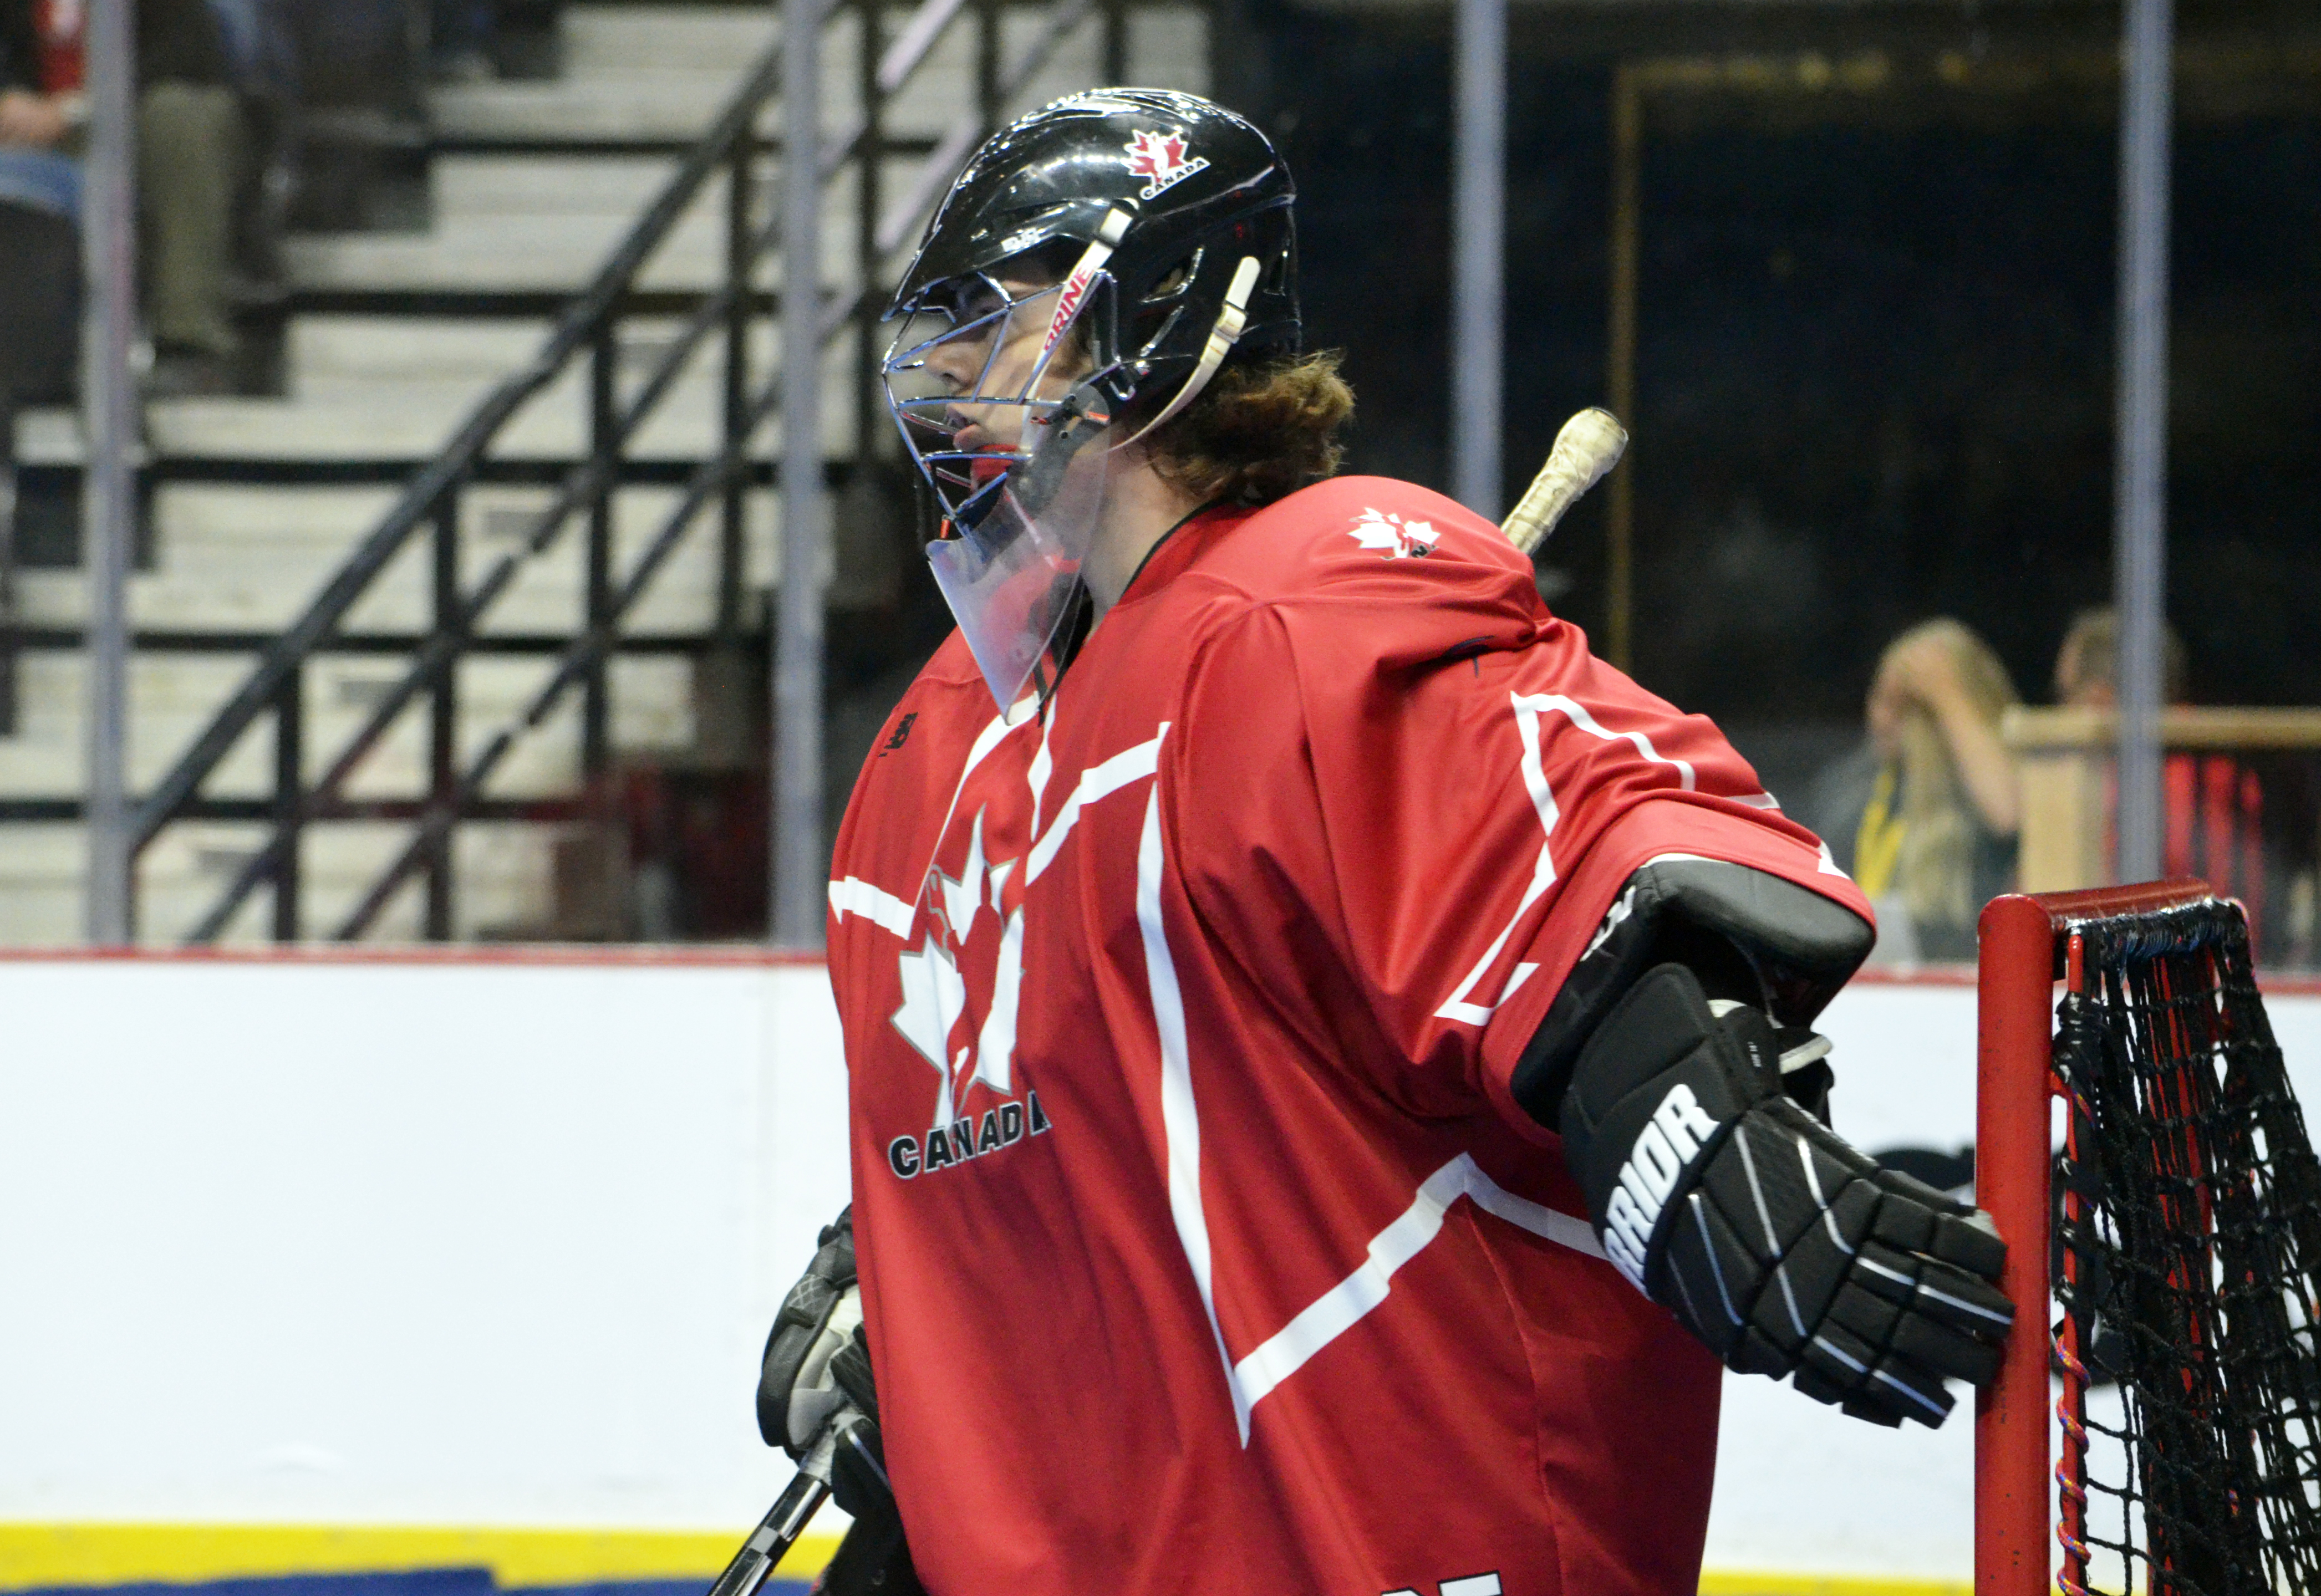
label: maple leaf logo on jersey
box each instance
[885,803,1053,1181]
[1123,129,1209,200]
[1348,506,1441,559]
[892,810,1014,1123]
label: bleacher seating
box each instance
[0,0,1209,945]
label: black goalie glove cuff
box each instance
[1561,963,2014,1427]
[759,1207,867,1459]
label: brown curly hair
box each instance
[1139,351,1355,506]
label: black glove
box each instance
[759,1208,861,1455]
[1561,963,2014,1427]
[757,1209,895,1523]
[821,1335,893,1523]
[813,1350,920,1596]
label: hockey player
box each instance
[759,89,2012,1595]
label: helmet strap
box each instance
[1117,255,1263,451]
[1025,205,1136,397]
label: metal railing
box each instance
[119,0,1121,944]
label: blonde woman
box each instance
[1813,618,2022,961]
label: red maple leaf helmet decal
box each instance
[1121,128,1210,199]
[1124,129,1188,181]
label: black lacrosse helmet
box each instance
[883,88,1300,524]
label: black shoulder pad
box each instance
[1511,858,1871,1129]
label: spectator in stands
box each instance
[136,0,247,392]
[0,3,82,407]
[2054,606,2270,946]
[0,0,249,395]
[1810,618,2022,962]
[2054,605,2188,713]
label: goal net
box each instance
[1977,883,2321,1596]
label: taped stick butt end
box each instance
[1500,407,1629,557]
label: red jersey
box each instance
[824,477,1871,1596]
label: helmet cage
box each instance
[880,269,1130,531]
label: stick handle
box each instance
[1500,407,1628,556]
[706,1425,841,1596]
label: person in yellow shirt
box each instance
[1813,618,2020,961]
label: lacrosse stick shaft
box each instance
[706,1428,839,1596]
[1500,407,1628,555]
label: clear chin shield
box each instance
[883,274,1119,711]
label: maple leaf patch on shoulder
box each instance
[1347,506,1441,559]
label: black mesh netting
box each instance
[2051,899,2321,1596]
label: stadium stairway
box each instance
[0,0,1208,946]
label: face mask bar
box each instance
[882,277,1114,531]
[878,226,1254,710]
[882,206,1138,529]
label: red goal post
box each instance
[1973,879,2220,1596]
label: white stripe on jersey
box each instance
[1435,692,1752,1028]
[829,875,917,937]
[1233,1159,1473,1410]
[1434,693,1565,1026]
[910,695,1039,908]
[1232,1154,1605,1418]
[1518,691,1697,791]
[1124,714,1604,1446]
[1463,1162,1607,1258]
[1134,750,1254,1442]
[1029,728,1168,884]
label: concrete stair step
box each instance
[9,481,777,633]
[429,155,686,219]
[287,209,729,295]
[0,819,584,946]
[432,72,773,146]
[0,821,557,945]
[287,315,553,381]
[289,157,885,295]
[563,5,792,74]
[13,314,861,466]
[431,6,815,145]
[12,406,84,466]
[0,651,694,800]
[140,384,857,464]
[456,4,1210,152]
[872,7,1207,139]
[268,313,793,385]
[144,819,574,945]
